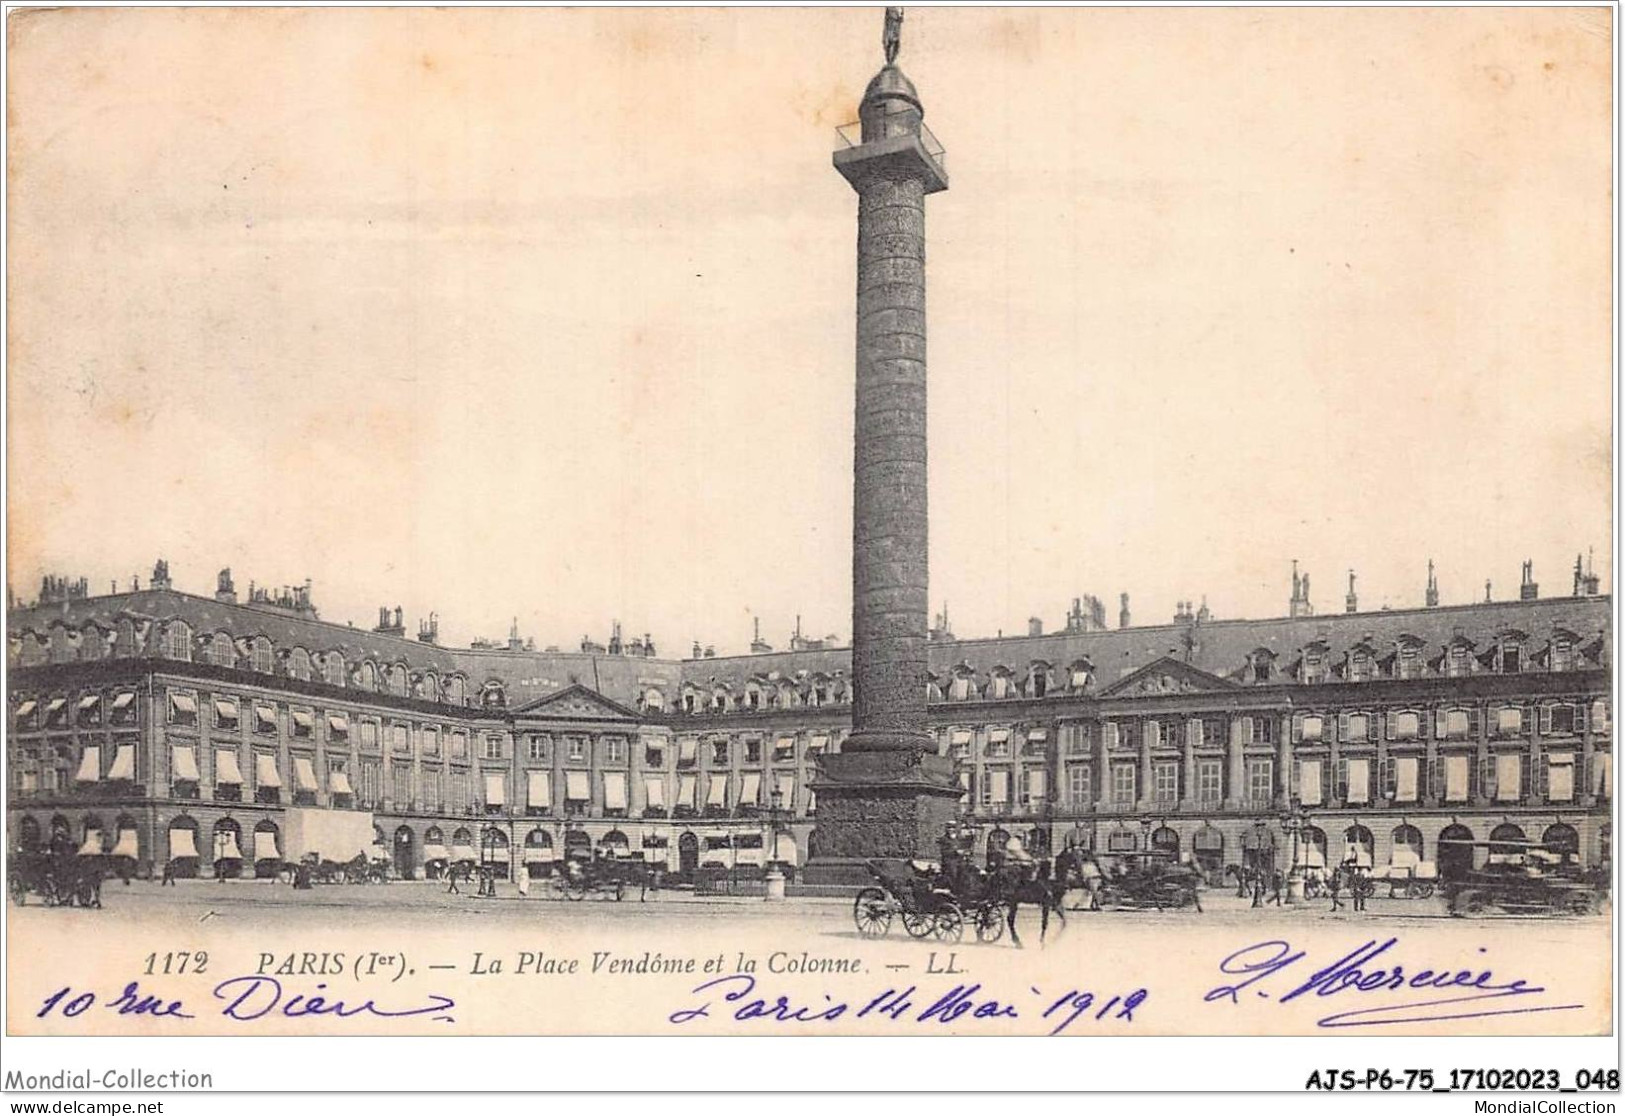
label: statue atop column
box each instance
[884,7,903,64]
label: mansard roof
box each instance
[671,595,1611,692]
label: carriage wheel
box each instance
[853,888,893,938]
[901,909,935,938]
[974,904,1005,943]
[931,904,965,943]
[565,878,587,902]
[613,880,626,903]
[1413,882,1435,900]
[1452,890,1488,917]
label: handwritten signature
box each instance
[38,977,456,1025]
[1205,936,1583,1028]
[667,973,1147,1035]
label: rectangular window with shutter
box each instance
[1297,758,1323,806]
[1067,764,1091,805]
[1494,753,1521,802]
[1543,704,1578,736]
[1247,758,1273,803]
[1590,752,1612,800]
[1391,711,1420,741]
[1187,719,1204,748]
[1154,761,1179,804]
[1112,763,1136,804]
[1197,759,1222,804]
[1444,754,1470,802]
[1102,722,1119,750]
[1394,756,1419,802]
[1301,715,1324,743]
[1547,752,1575,802]
[1144,720,1161,749]
[1345,757,1370,804]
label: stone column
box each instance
[805,38,959,884]
[1225,718,1245,811]
[849,167,931,755]
[1182,722,1198,811]
[1095,720,1112,811]
[1277,714,1293,809]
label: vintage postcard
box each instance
[2,2,1617,1070]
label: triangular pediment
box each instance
[1100,656,1239,698]
[513,684,642,722]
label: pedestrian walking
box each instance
[1349,861,1368,912]
[161,858,176,887]
[1328,865,1344,911]
[1269,869,1284,905]
[447,864,461,895]
[516,865,531,898]
[1250,869,1264,909]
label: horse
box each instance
[1054,847,1105,911]
[990,858,1067,948]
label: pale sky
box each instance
[7,6,1613,654]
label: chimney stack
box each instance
[1425,560,1439,608]
[749,616,772,654]
[417,613,439,645]
[215,568,237,605]
[374,606,406,638]
[1028,616,1043,637]
[1520,560,1539,601]
[1118,592,1131,629]
[1345,569,1358,613]
[1573,551,1600,597]
[1289,561,1314,617]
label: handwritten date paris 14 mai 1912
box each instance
[29,933,1587,1037]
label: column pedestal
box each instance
[802,751,963,887]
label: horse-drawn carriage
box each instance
[9,850,105,908]
[294,851,390,885]
[854,858,965,940]
[550,853,660,902]
[1093,851,1202,911]
[1368,862,1437,899]
[852,858,1008,942]
[1441,840,1604,917]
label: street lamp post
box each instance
[763,787,789,901]
[1281,801,1308,904]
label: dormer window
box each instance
[951,674,973,701]
[684,692,698,713]
[1348,651,1373,683]
[990,674,1012,700]
[1446,645,1471,678]
[1301,651,1327,684]
[163,622,192,662]
[251,638,274,674]
[1500,643,1521,673]
[1397,645,1421,680]
[323,653,346,687]
[1252,652,1273,682]
[1552,639,1575,673]
[206,633,236,668]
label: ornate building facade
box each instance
[6,559,1612,883]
